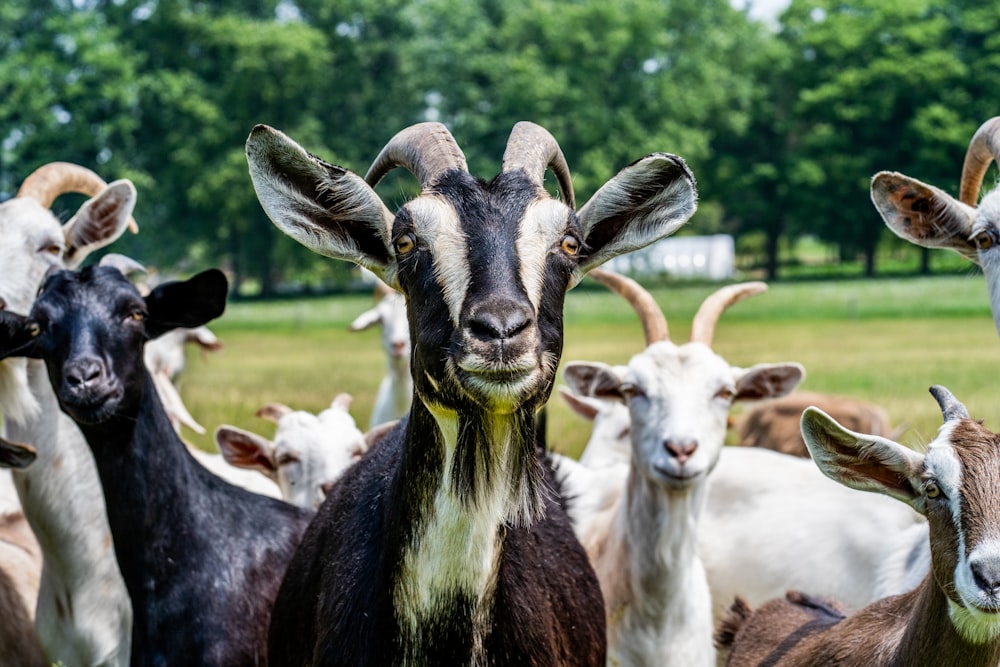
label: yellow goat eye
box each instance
[129,310,146,322]
[27,322,40,337]
[561,235,581,256]
[394,233,416,256]
[974,231,995,251]
[925,481,941,499]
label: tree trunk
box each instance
[919,247,931,275]
[765,227,780,281]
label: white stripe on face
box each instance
[406,197,469,328]
[925,424,964,524]
[516,200,570,312]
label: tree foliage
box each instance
[2,0,999,291]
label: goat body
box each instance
[0,266,313,665]
[718,388,1000,667]
[350,283,412,428]
[247,121,698,665]
[0,164,137,666]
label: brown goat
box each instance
[733,391,892,458]
[717,386,1000,667]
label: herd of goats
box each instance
[0,115,999,666]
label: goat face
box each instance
[0,266,227,427]
[565,344,803,490]
[247,122,698,417]
[802,387,1000,642]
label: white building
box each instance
[605,234,735,280]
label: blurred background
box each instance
[4,0,997,295]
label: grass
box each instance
[179,273,1000,459]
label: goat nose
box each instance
[971,558,1000,596]
[467,300,533,342]
[664,438,698,465]
[65,358,104,388]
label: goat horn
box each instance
[256,403,293,422]
[17,162,139,233]
[502,122,575,209]
[588,268,668,345]
[690,282,768,347]
[364,122,468,189]
[959,117,1000,206]
[929,385,970,423]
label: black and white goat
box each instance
[246,121,698,665]
[0,266,314,666]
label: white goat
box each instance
[871,116,1000,334]
[0,163,136,667]
[717,386,1000,667]
[349,279,412,428]
[215,393,369,509]
[555,270,928,664]
[561,270,806,666]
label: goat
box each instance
[0,438,47,667]
[0,265,314,665]
[733,390,894,458]
[717,385,1000,667]
[246,120,698,665]
[871,116,1000,334]
[558,270,804,666]
[0,162,135,666]
[215,393,369,509]
[350,278,412,428]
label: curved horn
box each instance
[17,162,139,233]
[929,385,970,423]
[959,117,1000,206]
[256,403,294,423]
[502,122,575,209]
[690,282,768,347]
[364,122,467,189]
[588,268,668,344]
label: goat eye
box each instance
[560,235,581,256]
[973,231,995,251]
[619,383,643,399]
[925,480,942,499]
[27,322,40,337]
[394,233,416,256]
[715,387,735,401]
[128,310,146,322]
[44,244,62,255]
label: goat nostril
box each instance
[66,360,104,388]
[972,561,1000,595]
[468,306,532,342]
[664,438,698,464]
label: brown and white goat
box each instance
[872,116,1000,334]
[246,120,698,665]
[717,385,1000,667]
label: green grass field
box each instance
[179,273,1000,459]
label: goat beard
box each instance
[0,358,42,426]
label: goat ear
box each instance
[246,125,397,285]
[144,269,228,340]
[63,180,138,269]
[573,154,697,278]
[214,426,278,479]
[562,361,628,402]
[557,386,600,422]
[801,407,925,509]
[734,363,805,402]
[349,307,382,332]
[0,312,41,360]
[0,437,36,470]
[870,172,979,262]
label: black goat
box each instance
[246,121,698,665]
[0,266,313,666]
